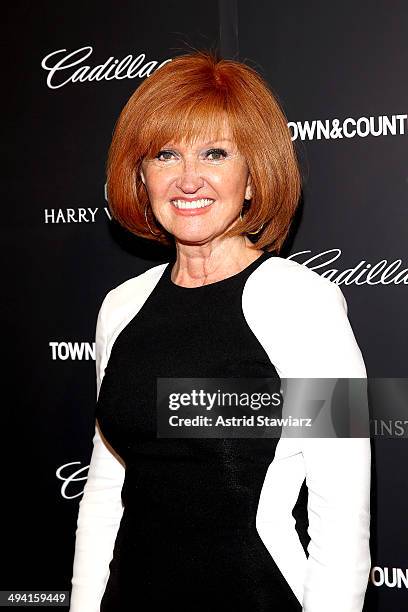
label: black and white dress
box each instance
[70,251,371,612]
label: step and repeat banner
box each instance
[3,1,407,610]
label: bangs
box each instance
[141,96,233,159]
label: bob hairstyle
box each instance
[106,50,301,253]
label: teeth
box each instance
[171,198,214,209]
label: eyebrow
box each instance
[164,138,233,147]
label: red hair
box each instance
[106,50,301,252]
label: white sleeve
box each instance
[69,295,125,612]
[254,280,371,612]
[299,284,371,612]
[256,449,308,604]
[301,436,371,612]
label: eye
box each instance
[155,150,176,162]
[206,148,228,161]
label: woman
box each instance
[70,51,371,611]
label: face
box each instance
[139,124,252,245]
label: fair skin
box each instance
[139,125,264,288]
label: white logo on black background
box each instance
[44,208,111,223]
[56,462,89,499]
[371,566,408,589]
[49,342,95,360]
[45,208,98,223]
[41,45,172,89]
[288,114,407,140]
[289,249,408,285]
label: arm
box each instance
[256,446,308,604]
[299,283,371,611]
[302,435,370,611]
[69,295,125,612]
[245,269,371,611]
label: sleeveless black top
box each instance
[96,250,304,611]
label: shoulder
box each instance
[244,255,346,310]
[104,261,168,307]
[242,256,366,378]
[97,261,169,329]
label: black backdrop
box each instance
[3,1,407,610]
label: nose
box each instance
[175,158,204,193]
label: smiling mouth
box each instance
[170,198,215,209]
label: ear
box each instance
[245,175,253,200]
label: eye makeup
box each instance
[155,147,229,162]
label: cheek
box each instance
[206,168,234,190]
[213,168,248,199]
[144,170,171,199]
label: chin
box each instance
[173,232,215,245]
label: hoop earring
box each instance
[239,208,265,235]
[144,205,162,236]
